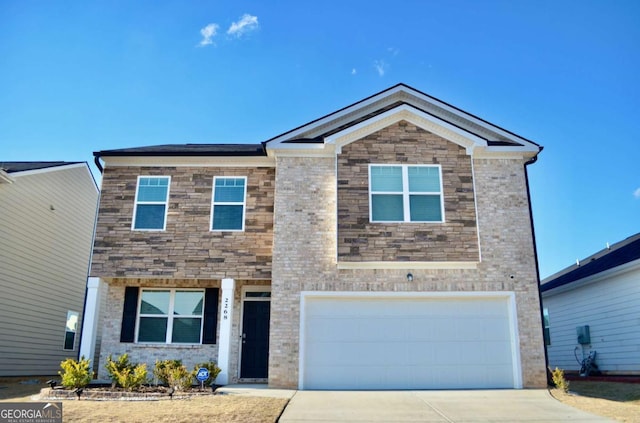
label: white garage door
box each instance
[301,294,519,390]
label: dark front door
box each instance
[240,301,270,378]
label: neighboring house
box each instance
[541,233,640,375]
[0,162,99,376]
[82,84,547,389]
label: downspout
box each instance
[524,146,550,385]
[94,154,104,174]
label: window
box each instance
[369,165,444,222]
[132,176,170,230]
[543,308,551,346]
[137,289,204,344]
[211,177,247,231]
[64,311,79,350]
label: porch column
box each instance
[79,277,103,368]
[217,278,235,385]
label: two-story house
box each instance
[82,84,547,389]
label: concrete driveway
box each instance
[278,390,612,422]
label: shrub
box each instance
[154,359,193,391]
[105,354,148,391]
[59,357,93,389]
[105,353,132,388]
[194,361,222,386]
[552,367,570,392]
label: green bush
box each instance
[552,367,570,392]
[194,361,222,386]
[154,359,193,391]
[59,357,93,389]
[105,353,132,388]
[105,354,148,391]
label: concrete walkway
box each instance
[278,390,613,423]
[216,386,612,422]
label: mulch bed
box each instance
[565,374,640,384]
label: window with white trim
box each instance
[132,176,170,230]
[543,308,551,346]
[369,164,444,222]
[137,289,204,344]
[63,310,79,350]
[211,177,247,231]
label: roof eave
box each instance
[265,83,540,150]
[0,169,14,184]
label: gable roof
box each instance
[541,233,640,292]
[92,83,541,170]
[265,83,541,154]
[0,161,83,173]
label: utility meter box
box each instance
[577,325,591,344]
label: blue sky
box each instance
[1,0,638,278]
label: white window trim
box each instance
[210,176,248,232]
[368,164,445,223]
[543,308,551,346]
[63,310,79,351]
[135,288,205,345]
[241,285,272,301]
[131,175,171,231]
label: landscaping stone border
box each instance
[39,387,216,401]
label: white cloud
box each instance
[351,68,357,75]
[374,60,388,76]
[199,23,219,46]
[634,187,640,199]
[227,14,259,37]
[387,47,399,56]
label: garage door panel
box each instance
[432,345,463,365]
[481,341,515,364]
[356,318,408,342]
[306,317,358,342]
[406,343,435,365]
[302,295,517,390]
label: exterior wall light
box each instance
[407,273,413,282]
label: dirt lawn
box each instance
[0,377,288,423]
[550,381,640,423]
[3,377,640,422]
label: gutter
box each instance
[523,146,550,383]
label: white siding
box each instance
[0,164,98,376]
[543,265,640,374]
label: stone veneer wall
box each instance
[338,121,479,262]
[91,166,275,280]
[97,277,272,382]
[269,153,546,388]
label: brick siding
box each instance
[97,277,271,383]
[90,166,274,280]
[337,121,479,262]
[269,139,546,388]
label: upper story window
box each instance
[211,177,247,231]
[369,164,444,223]
[137,289,204,344]
[132,176,170,230]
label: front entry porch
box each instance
[217,279,271,385]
